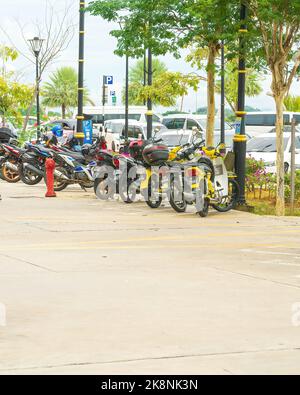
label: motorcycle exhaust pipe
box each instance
[23,163,44,177]
[4,161,19,172]
[54,169,69,181]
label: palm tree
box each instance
[123,58,168,105]
[42,67,94,118]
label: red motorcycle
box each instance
[0,143,25,183]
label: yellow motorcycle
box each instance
[169,143,240,217]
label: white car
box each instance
[247,132,300,173]
[162,114,235,134]
[157,129,204,150]
[104,119,167,151]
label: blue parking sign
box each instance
[83,120,93,144]
[105,76,113,85]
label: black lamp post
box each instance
[220,39,225,147]
[143,49,147,106]
[146,47,153,140]
[119,20,129,141]
[125,53,129,141]
[234,1,248,205]
[76,0,85,144]
[28,36,44,140]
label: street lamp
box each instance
[220,40,225,148]
[146,47,153,140]
[233,1,248,205]
[119,19,129,141]
[76,0,86,144]
[28,36,44,140]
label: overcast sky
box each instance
[2,0,300,114]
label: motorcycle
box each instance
[50,139,105,191]
[169,142,240,217]
[0,142,25,183]
[51,150,96,191]
[18,143,52,185]
[93,149,140,203]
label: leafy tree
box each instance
[246,0,300,216]
[87,0,180,58]
[124,58,200,107]
[179,0,239,145]
[284,96,300,112]
[138,71,200,107]
[215,59,263,112]
[0,77,34,126]
[87,0,239,145]
[42,67,93,118]
[0,47,33,127]
[0,46,18,78]
[123,58,167,105]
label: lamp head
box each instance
[28,36,44,56]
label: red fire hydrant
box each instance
[45,158,57,198]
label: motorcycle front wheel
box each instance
[198,198,210,217]
[19,161,43,185]
[212,179,240,212]
[145,173,162,209]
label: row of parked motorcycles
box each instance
[0,126,240,217]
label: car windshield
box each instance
[162,118,186,129]
[247,137,289,152]
[160,134,190,147]
[107,123,124,134]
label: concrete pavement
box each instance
[0,180,300,374]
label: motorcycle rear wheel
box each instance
[0,167,4,180]
[212,179,240,212]
[169,174,187,213]
[19,162,43,185]
[94,176,111,200]
[44,166,69,191]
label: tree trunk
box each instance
[180,95,185,112]
[62,103,66,119]
[274,94,285,216]
[206,44,218,146]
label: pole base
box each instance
[45,192,57,198]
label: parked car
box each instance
[158,128,243,150]
[162,114,235,133]
[157,129,204,149]
[103,119,167,151]
[79,106,162,127]
[247,132,300,173]
[245,111,300,136]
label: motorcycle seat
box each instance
[58,150,86,163]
